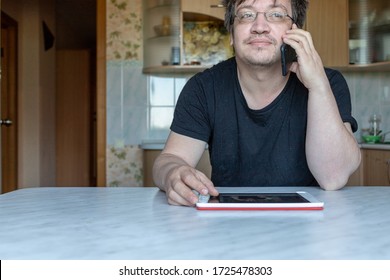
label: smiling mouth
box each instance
[245,36,275,47]
[248,40,272,47]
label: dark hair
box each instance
[221,0,309,33]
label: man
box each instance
[153,0,361,206]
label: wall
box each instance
[2,0,56,188]
[106,0,145,186]
[344,72,390,140]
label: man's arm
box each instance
[284,25,361,190]
[305,99,361,190]
[153,131,219,205]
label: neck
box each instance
[236,59,290,110]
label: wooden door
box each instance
[1,12,18,194]
[56,50,94,186]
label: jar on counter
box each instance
[369,114,381,135]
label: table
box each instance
[0,186,389,260]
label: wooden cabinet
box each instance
[306,0,349,67]
[306,0,390,71]
[143,0,181,70]
[346,160,364,186]
[363,149,390,186]
[143,0,231,74]
[143,149,211,187]
[181,0,224,20]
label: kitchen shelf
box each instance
[142,65,210,74]
[335,61,390,72]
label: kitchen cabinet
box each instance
[143,0,232,74]
[143,0,390,73]
[143,149,211,187]
[181,0,224,20]
[306,0,350,68]
[349,0,390,64]
[346,161,364,186]
[362,149,390,186]
[306,0,390,71]
[143,0,181,71]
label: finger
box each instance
[285,29,315,52]
[289,61,299,74]
[196,171,219,196]
[167,183,198,206]
[181,170,211,195]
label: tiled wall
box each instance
[105,0,390,187]
[343,72,390,141]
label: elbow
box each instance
[318,176,348,191]
[318,161,361,191]
[318,150,362,191]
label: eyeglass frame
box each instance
[234,7,295,24]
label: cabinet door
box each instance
[346,161,363,186]
[181,0,225,20]
[363,149,390,186]
[305,0,349,67]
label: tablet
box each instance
[196,191,324,210]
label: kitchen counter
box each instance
[1,186,390,260]
[142,140,390,151]
[360,143,390,150]
[141,139,166,150]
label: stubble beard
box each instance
[241,46,278,68]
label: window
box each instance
[147,75,188,139]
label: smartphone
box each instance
[280,43,297,76]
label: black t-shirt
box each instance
[171,57,357,187]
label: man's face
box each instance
[231,0,293,67]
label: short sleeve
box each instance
[170,74,212,142]
[326,69,358,132]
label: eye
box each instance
[239,11,256,20]
[267,10,285,20]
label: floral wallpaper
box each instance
[106,0,144,187]
[107,0,143,61]
[107,145,143,187]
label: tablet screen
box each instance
[216,193,309,204]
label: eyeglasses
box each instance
[235,7,294,24]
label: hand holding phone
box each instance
[281,43,297,76]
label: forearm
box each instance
[306,86,361,190]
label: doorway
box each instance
[1,12,18,194]
[0,0,105,189]
[55,0,97,187]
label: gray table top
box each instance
[0,186,389,260]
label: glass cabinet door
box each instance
[349,0,390,64]
[143,0,181,69]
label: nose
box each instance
[250,13,271,34]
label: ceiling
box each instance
[55,0,96,48]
